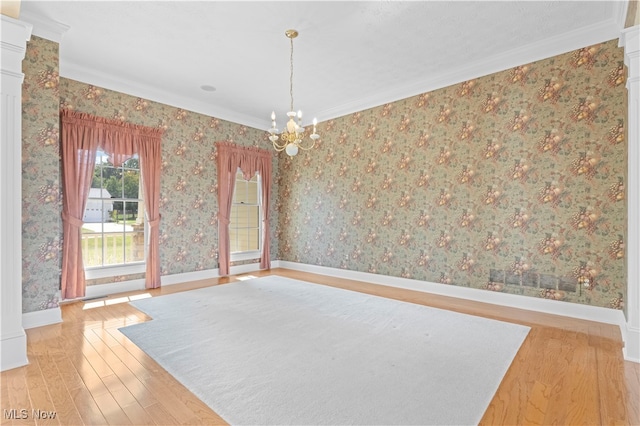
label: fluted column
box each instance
[1,15,32,371]
[620,25,640,363]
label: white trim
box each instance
[22,308,62,330]
[17,9,69,43]
[61,60,267,130]
[0,332,28,371]
[620,25,640,364]
[625,326,640,363]
[85,263,146,280]
[228,262,264,276]
[1,15,31,373]
[612,0,630,30]
[230,251,261,262]
[19,6,624,131]
[84,278,146,300]
[315,20,622,126]
[161,269,219,286]
[76,262,271,301]
[277,261,633,361]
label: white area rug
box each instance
[119,276,529,425]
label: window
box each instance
[229,169,261,260]
[82,150,145,275]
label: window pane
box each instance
[123,201,140,225]
[82,231,103,267]
[103,232,125,265]
[235,181,247,204]
[102,165,124,198]
[123,169,140,199]
[237,229,249,252]
[230,205,238,225]
[228,168,261,256]
[246,182,258,204]
[122,156,139,169]
[236,206,249,227]
[84,151,144,270]
[229,228,238,252]
[129,232,145,262]
[248,228,260,251]
[247,206,259,227]
[124,202,144,263]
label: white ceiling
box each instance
[19,1,627,131]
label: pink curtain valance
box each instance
[61,109,164,166]
[216,140,272,179]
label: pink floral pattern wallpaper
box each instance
[21,35,627,314]
[22,36,63,313]
[59,79,279,282]
[21,36,278,313]
[276,39,627,310]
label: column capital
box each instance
[1,15,33,76]
[619,26,639,77]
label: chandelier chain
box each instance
[289,36,294,112]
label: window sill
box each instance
[85,263,146,279]
[230,250,261,262]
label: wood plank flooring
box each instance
[1,268,638,425]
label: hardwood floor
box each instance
[2,268,638,425]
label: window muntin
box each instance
[82,150,145,269]
[229,170,261,255]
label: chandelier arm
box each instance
[296,139,317,151]
[272,143,287,152]
[271,139,288,150]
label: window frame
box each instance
[229,169,262,262]
[83,150,147,278]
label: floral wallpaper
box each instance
[60,79,279,282]
[22,36,62,313]
[21,35,627,315]
[21,36,279,313]
[277,39,627,310]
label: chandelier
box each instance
[268,29,319,157]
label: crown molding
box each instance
[614,0,631,29]
[1,15,32,64]
[17,9,69,43]
[61,60,268,131]
[20,4,627,132]
[315,18,623,124]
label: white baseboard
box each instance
[277,261,635,362]
[76,263,270,301]
[161,269,219,286]
[82,264,263,299]
[0,331,28,371]
[624,326,640,363]
[22,307,62,330]
[25,260,637,362]
[85,279,147,299]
